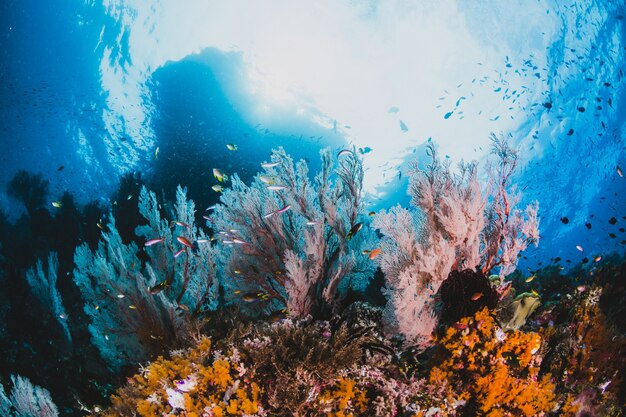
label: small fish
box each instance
[471,292,483,301]
[399,120,408,132]
[576,245,584,252]
[525,274,536,283]
[117,294,125,299]
[232,238,249,245]
[145,238,164,247]
[196,239,211,244]
[388,106,400,113]
[213,168,227,182]
[594,255,602,262]
[258,175,275,184]
[177,236,194,248]
[205,204,218,212]
[576,285,586,292]
[97,222,105,230]
[444,111,453,119]
[346,222,363,240]
[57,165,64,171]
[129,305,137,310]
[618,166,624,177]
[174,248,185,258]
[261,162,280,168]
[154,147,160,159]
[226,143,237,151]
[453,323,468,330]
[361,249,371,255]
[149,279,170,295]
[306,220,321,226]
[171,221,191,229]
[368,248,382,260]
[52,201,62,208]
[267,309,287,323]
[560,217,569,224]
[241,292,261,302]
[337,149,353,158]
[176,304,189,312]
[264,205,292,218]
[127,194,132,200]
[266,185,286,191]
[368,211,376,216]
[212,184,223,193]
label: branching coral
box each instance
[0,375,59,417]
[481,135,539,279]
[25,252,72,343]
[373,136,539,345]
[74,186,219,370]
[212,147,376,319]
[429,308,555,416]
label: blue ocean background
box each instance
[2,0,624,269]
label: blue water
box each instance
[0,0,625,412]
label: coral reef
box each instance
[5,145,626,416]
[212,147,376,319]
[93,317,449,417]
[372,136,539,345]
[429,308,555,416]
[73,186,219,370]
[6,170,50,215]
[0,374,59,417]
[25,252,72,343]
[538,283,626,415]
[439,268,498,324]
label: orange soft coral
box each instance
[96,337,261,417]
[318,377,368,417]
[430,308,555,416]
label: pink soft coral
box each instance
[373,136,539,345]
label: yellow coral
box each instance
[96,336,260,417]
[430,308,555,416]
[318,377,367,417]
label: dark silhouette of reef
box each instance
[0,170,150,415]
